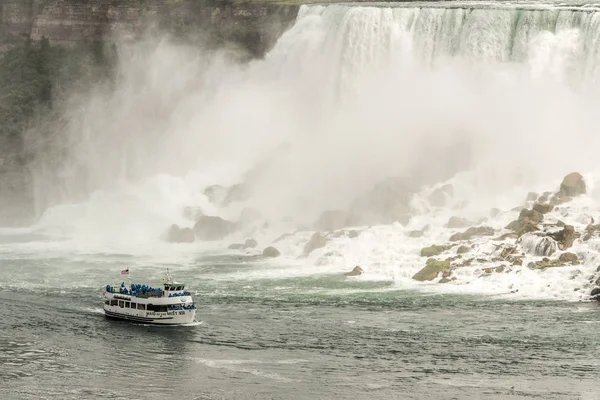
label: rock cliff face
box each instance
[1,0,300,57]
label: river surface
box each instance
[1,251,599,400]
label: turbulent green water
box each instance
[1,252,599,399]
[5,1,600,398]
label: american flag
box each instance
[121,268,129,275]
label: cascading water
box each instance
[9,2,600,299]
[5,6,600,398]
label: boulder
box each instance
[527,255,577,270]
[193,215,235,241]
[243,238,258,249]
[549,225,576,250]
[533,203,554,215]
[183,206,204,222]
[228,243,244,250]
[538,192,552,203]
[421,245,450,257]
[558,252,578,263]
[348,230,359,239]
[558,172,586,198]
[203,184,227,204]
[457,245,470,254]
[303,232,329,255]
[428,184,454,207]
[344,266,364,276]
[262,246,281,258]
[447,216,473,229]
[449,226,495,241]
[483,265,506,274]
[505,208,543,234]
[500,246,518,258]
[407,225,429,238]
[223,183,252,205]
[412,259,451,281]
[314,210,360,231]
[164,224,195,243]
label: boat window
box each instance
[131,302,136,309]
[147,304,168,312]
[125,302,130,308]
[110,299,118,306]
[119,301,124,308]
[137,303,145,310]
[104,300,109,305]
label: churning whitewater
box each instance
[7,2,600,303]
[4,3,600,399]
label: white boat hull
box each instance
[103,304,196,325]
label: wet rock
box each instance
[533,203,554,215]
[243,238,258,249]
[447,216,473,229]
[428,184,454,207]
[408,224,429,238]
[496,232,518,241]
[500,246,518,258]
[228,243,244,250]
[550,195,571,205]
[558,172,586,198]
[538,192,552,203]
[511,258,523,266]
[421,245,450,257]
[549,225,576,250]
[183,206,204,222]
[204,184,227,204]
[457,245,470,254]
[344,266,364,276]
[506,209,543,232]
[590,287,600,300]
[527,257,567,270]
[483,265,506,274]
[224,183,252,205]
[412,259,451,282]
[348,230,359,239]
[449,226,495,241]
[558,252,578,263]
[262,246,281,258]
[303,232,328,255]
[193,215,235,241]
[164,224,195,243]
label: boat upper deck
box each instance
[105,282,191,299]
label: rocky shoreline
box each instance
[162,171,600,300]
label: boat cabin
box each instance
[163,282,186,292]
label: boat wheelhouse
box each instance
[103,269,196,325]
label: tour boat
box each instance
[103,268,196,325]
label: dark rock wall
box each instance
[1,0,300,57]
